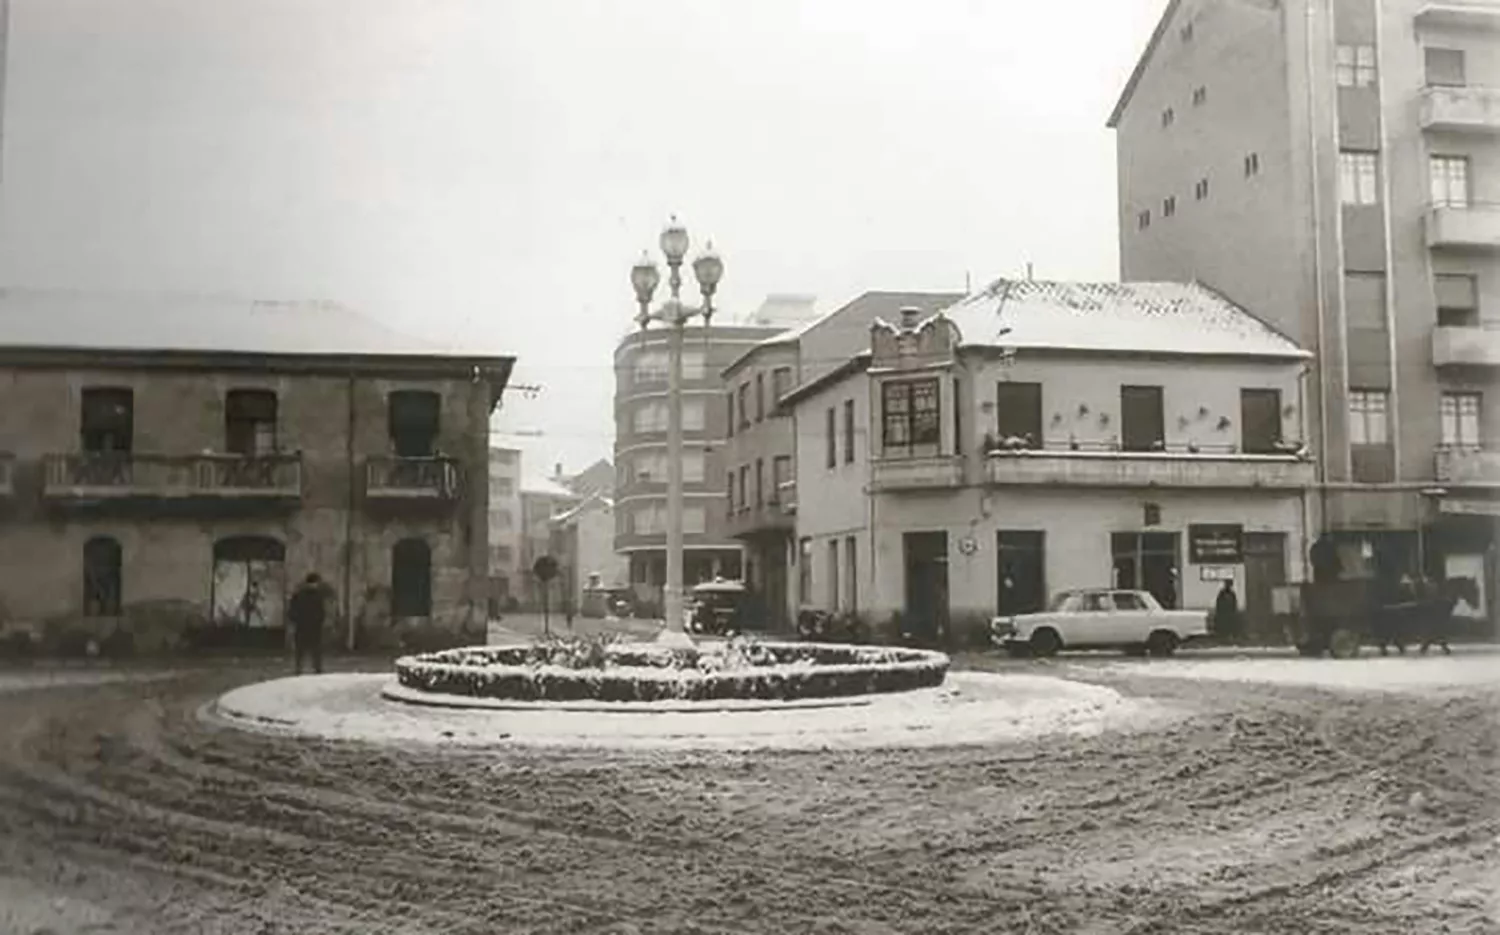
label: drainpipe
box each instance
[343,364,357,651]
[1298,363,1314,583]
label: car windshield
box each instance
[1048,592,1081,612]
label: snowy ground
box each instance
[1083,648,1500,694]
[0,669,180,694]
[212,671,1172,751]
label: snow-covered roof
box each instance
[520,474,577,499]
[0,288,480,357]
[553,491,614,524]
[943,280,1308,359]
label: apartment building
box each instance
[519,469,580,608]
[486,445,523,609]
[612,321,782,606]
[549,493,629,610]
[721,291,961,629]
[1111,0,1498,619]
[783,282,1316,641]
[0,291,513,650]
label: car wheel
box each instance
[1146,630,1179,657]
[1029,628,1062,658]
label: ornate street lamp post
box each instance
[630,215,723,631]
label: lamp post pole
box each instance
[631,216,723,632]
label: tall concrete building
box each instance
[612,320,784,608]
[1111,0,1498,617]
[485,445,523,609]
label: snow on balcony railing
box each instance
[42,453,304,499]
[365,456,463,500]
[983,439,1314,490]
[1434,445,1500,487]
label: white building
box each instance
[782,280,1318,643]
[550,492,629,608]
[486,445,524,609]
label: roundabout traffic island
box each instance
[388,637,950,707]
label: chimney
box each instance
[899,306,921,331]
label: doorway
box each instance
[1111,532,1180,608]
[903,531,949,642]
[996,530,1046,615]
[211,536,287,630]
[1242,532,1287,641]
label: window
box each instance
[995,381,1042,446]
[771,367,792,408]
[726,392,735,437]
[1195,177,1210,201]
[1425,47,1466,87]
[633,402,665,434]
[391,538,432,618]
[738,465,749,512]
[1244,152,1261,178]
[1441,393,1482,448]
[1137,210,1151,231]
[681,350,706,380]
[633,351,668,383]
[798,538,812,605]
[1344,271,1388,331]
[1348,389,1390,446]
[842,399,856,463]
[880,378,941,458]
[755,458,764,508]
[683,507,706,535]
[825,406,837,468]
[737,384,750,429]
[1430,156,1469,207]
[631,504,665,535]
[1240,388,1283,454]
[1120,386,1165,451]
[388,390,441,457]
[1110,532,1180,609]
[82,536,122,617]
[953,378,962,455]
[755,373,765,422]
[225,389,278,455]
[633,451,704,484]
[683,399,705,432]
[846,535,858,614]
[492,508,514,529]
[1163,196,1177,218]
[1192,86,1207,106]
[828,539,840,611]
[1161,107,1175,128]
[726,470,734,515]
[1336,44,1376,87]
[1339,151,1379,205]
[80,387,134,454]
[490,476,514,497]
[771,455,792,502]
[1112,592,1148,611]
[1436,273,1480,327]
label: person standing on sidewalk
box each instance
[1214,579,1243,644]
[288,572,331,675]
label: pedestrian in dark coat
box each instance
[288,572,330,675]
[1214,580,1243,643]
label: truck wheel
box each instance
[1029,628,1062,658]
[1146,630,1179,657]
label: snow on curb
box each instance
[381,681,875,713]
[1086,653,1500,694]
[208,671,1171,752]
[0,670,179,694]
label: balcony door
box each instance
[1240,389,1283,454]
[211,536,287,630]
[80,388,134,454]
[226,389,279,456]
[1120,386,1165,452]
[389,390,441,457]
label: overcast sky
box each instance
[0,0,1164,480]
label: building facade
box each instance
[612,322,782,608]
[0,292,513,651]
[550,493,629,610]
[722,291,962,630]
[1111,0,1498,622]
[486,445,524,610]
[784,282,1317,643]
[518,470,581,610]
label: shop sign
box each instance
[1188,524,1244,564]
[1199,565,1236,582]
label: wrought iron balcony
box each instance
[1431,323,1500,367]
[42,453,304,501]
[869,454,965,491]
[366,456,463,500]
[1420,85,1500,133]
[983,442,1314,490]
[1434,446,1500,487]
[1425,203,1500,250]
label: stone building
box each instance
[0,291,513,651]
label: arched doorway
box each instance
[211,536,287,629]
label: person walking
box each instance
[288,572,331,675]
[1214,579,1243,644]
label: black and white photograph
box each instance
[0,0,1497,932]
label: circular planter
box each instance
[393,640,950,704]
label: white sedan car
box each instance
[990,588,1209,658]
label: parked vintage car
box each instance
[990,588,1209,658]
[686,579,752,636]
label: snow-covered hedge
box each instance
[394,638,951,703]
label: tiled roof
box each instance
[0,288,477,357]
[942,280,1308,359]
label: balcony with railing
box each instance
[365,456,463,501]
[1434,446,1500,487]
[42,453,304,501]
[1432,322,1500,367]
[1425,202,1500,249]
[870,454,965,491]
[1414,3,1500,32]
[983,440,1315,490]
[1420,85,1500,133]
[0,453,13,499]
[776,478,797,514]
